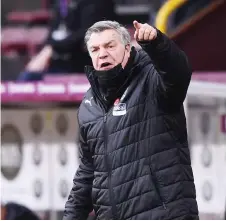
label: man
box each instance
[63,20,199,220]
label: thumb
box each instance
[133,20,142,30]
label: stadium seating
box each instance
[1,27,28,53]
[6,9,52,25]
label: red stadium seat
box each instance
[1,27,28,53]
[32,9,53,23]
[6,9,52,25]
[7,11,32,23]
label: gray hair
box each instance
[84,20,131,48]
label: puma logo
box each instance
[85,97,93,106]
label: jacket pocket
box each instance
[148,165,167,210]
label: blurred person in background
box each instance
[17,0,116,81]
[1,202,40,220]
[63,20,199,219]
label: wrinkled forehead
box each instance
[87,29,122,48]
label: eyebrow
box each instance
[104,40,115,46]
[90,40,115,49]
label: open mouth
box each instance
[100,62,112,68]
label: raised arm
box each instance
[134,21,192,110]
[63,131,94,220]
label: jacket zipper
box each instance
[88,77,117,218]
[149,166,167,210]
[103,113,117,219]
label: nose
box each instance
[98,47,108,59]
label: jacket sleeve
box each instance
[63,130,94,220]
[139,29,192,110]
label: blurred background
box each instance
[1,0,226,219]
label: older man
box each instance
[63,20,199,220]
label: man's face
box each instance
[87,29,131,71]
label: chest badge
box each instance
[113,98,127,116]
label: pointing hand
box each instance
[133,20,157,41]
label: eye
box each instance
[108,45,114,49]
[91,48,98,53]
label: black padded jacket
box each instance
[63,30,199,220]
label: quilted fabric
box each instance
[64,30,199,220]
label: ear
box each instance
[125,44,131,52]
